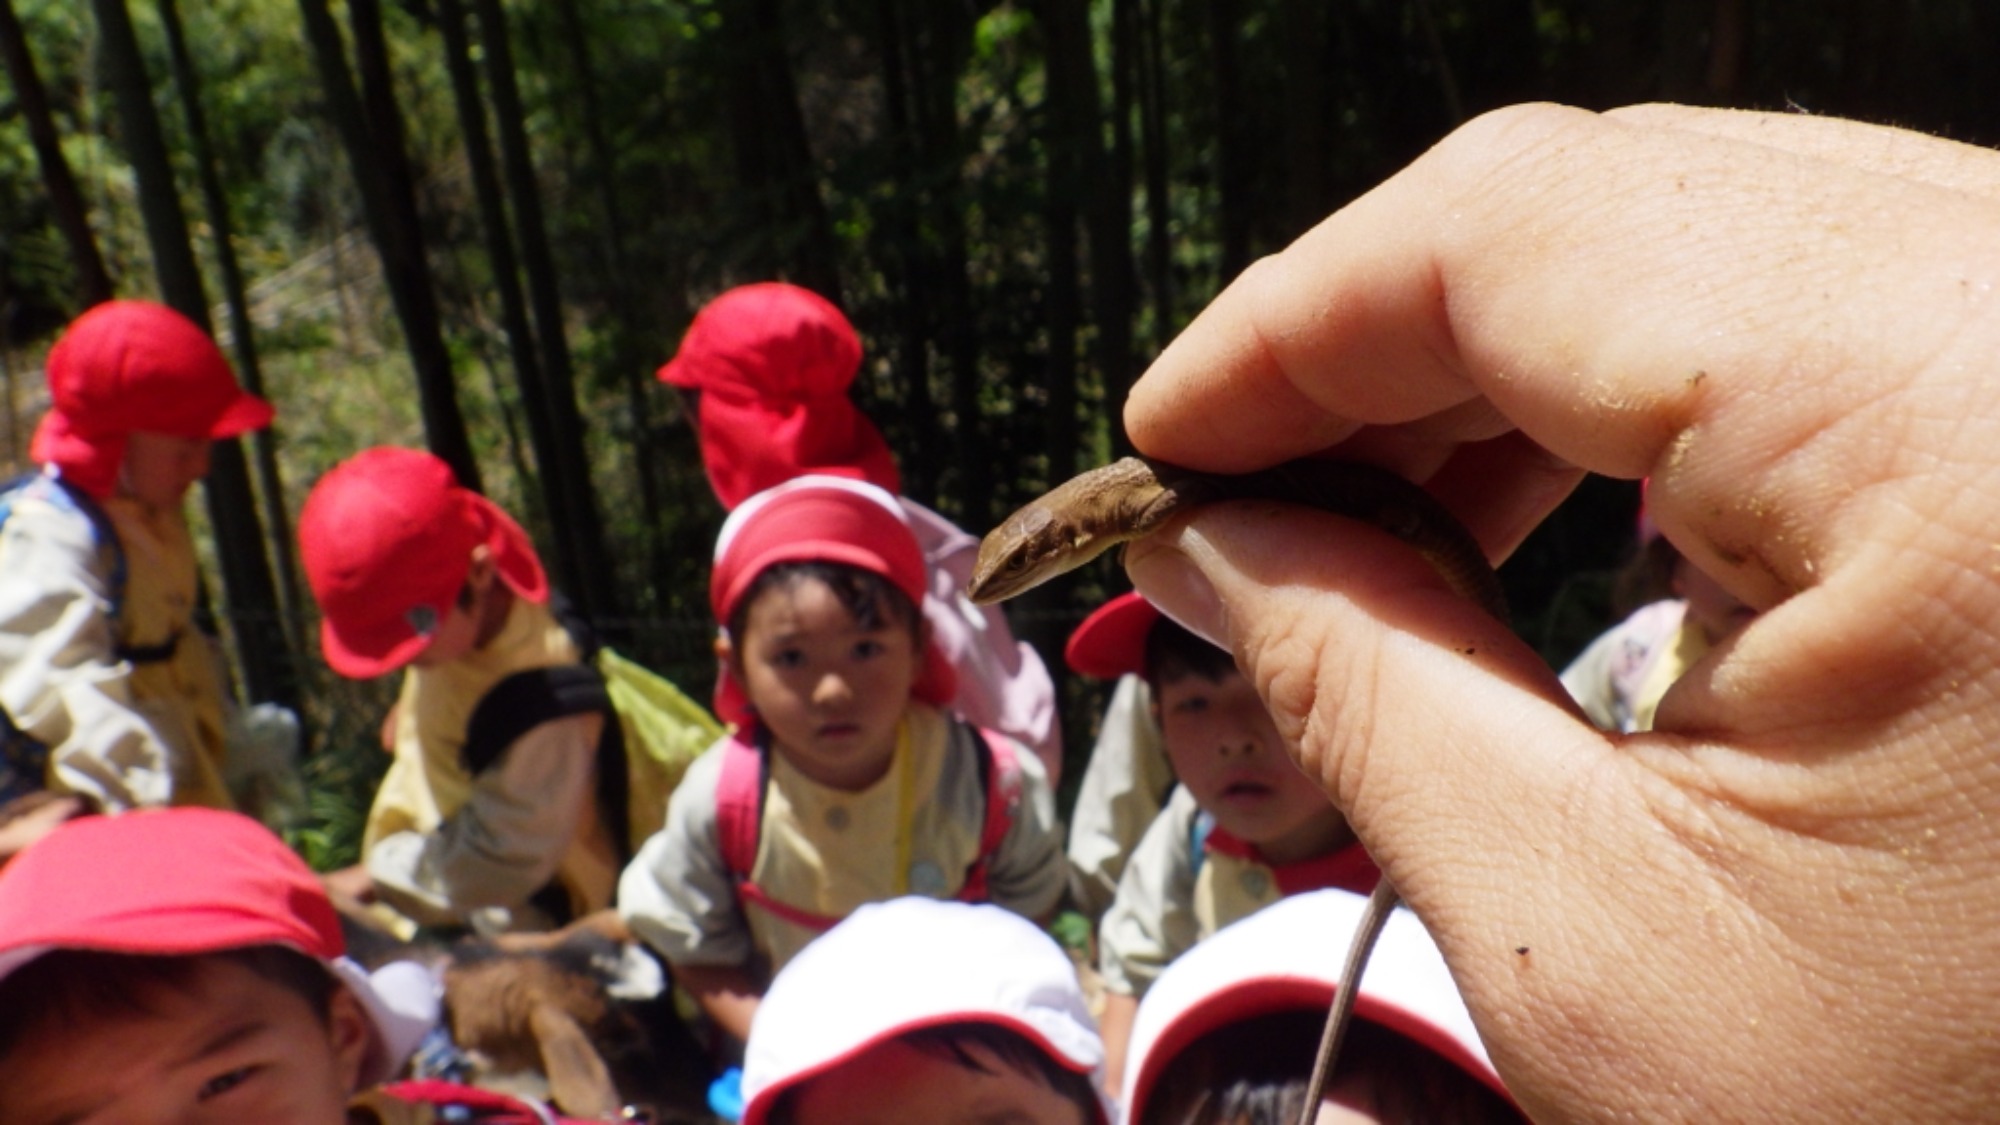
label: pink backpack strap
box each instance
[957,725,1023,903]
[713,733,766,880]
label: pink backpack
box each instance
[712,722,1022,933]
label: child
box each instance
[1561,486,1758,733]
[1072,593,1380,1093]
[619,475,1065,1045]
[739,897,1110,1123]
[1120,889,1520,1125]
[0,300,275,819]
[300,446,718,935]
[658,282,1062,777]
[0,807,437,1124]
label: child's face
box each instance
[1156,666,1344,861]
[412,552,495,669]
[0,954,373,1125]
[118,431,212,509]
[729,574,920,791]
[782,1036,1091,1125]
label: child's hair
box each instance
[0,946,338,1062]
[763,1021,1100,1123]
[1144,614,1237,688]
[727,559,923,644]
[1140,1009,1523,1125]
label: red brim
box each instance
[1064,592,1159,680]
[205,391,276,439]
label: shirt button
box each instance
[1240,870,1270,898]
[825,806,850,831]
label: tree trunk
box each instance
[1411,0,1465,126]
[1059,0,1137,449]
[717,0,845,303]
[1209,0,1250,281]
[1138,0,1173,354]
[471,0,619,620]
[551,0,672,592]
[1037,0,1085,487]
[156,0,309,695]
[431,0,559,539]
[1278,0,1330,239]
[298,0,482,491]
[90,0,295,708]
[871,0,944,505]
[0,0,113,307]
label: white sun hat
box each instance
[1119,888,1507,1123]
[740,896,1110,1124]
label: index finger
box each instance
[1125,103,2000,555]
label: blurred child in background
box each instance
[1561,486,1758,734]
[0,808,436,1124]
[739,897,1109,1124]
[0,300,276,825]
[1120,890,1520,1125]
[659,282,1061,777]
[619,476,1064,1050]
[300,447,718,935]
[1073,593,1378,1094]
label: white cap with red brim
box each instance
[740,897,1111,1124]
[1120,888,1506,1123]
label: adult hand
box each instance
[1122,102,2000,1121]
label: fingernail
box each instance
[1126,532,1228,649]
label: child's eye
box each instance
[197,1065,258,1101]
[769,648,806,669]
[853,639,885,659]
[1172,695,1211,715]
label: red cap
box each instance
[299,447,548,678]
[0,808,438,1086]
[1065,592,1161,680]
[710,475,954,726]
[658,283,900,509]
[31,301,275,498]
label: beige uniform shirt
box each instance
[1064,675,1175,918]
[365,596,616,931]
[1559,599,1706,734]
[619,704,1065,980]
[1098,787,1379,999]
[0,477,229,811]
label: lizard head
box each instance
[966,504,1092,604]
[966,459,1165,604]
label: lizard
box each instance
[966,454,1509,1121]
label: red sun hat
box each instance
[1065,591,1161,681]
[300,447,548,679]
[0,808,437,1086]
[31,300,275,498]
[709,475,954,726]
[658,283,900,509]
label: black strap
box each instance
[460,664,609,776]
[116,633,181,666]
[456,590,640,876]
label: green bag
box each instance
[597,647,727,845]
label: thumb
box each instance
[1123,498,1751,1118]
